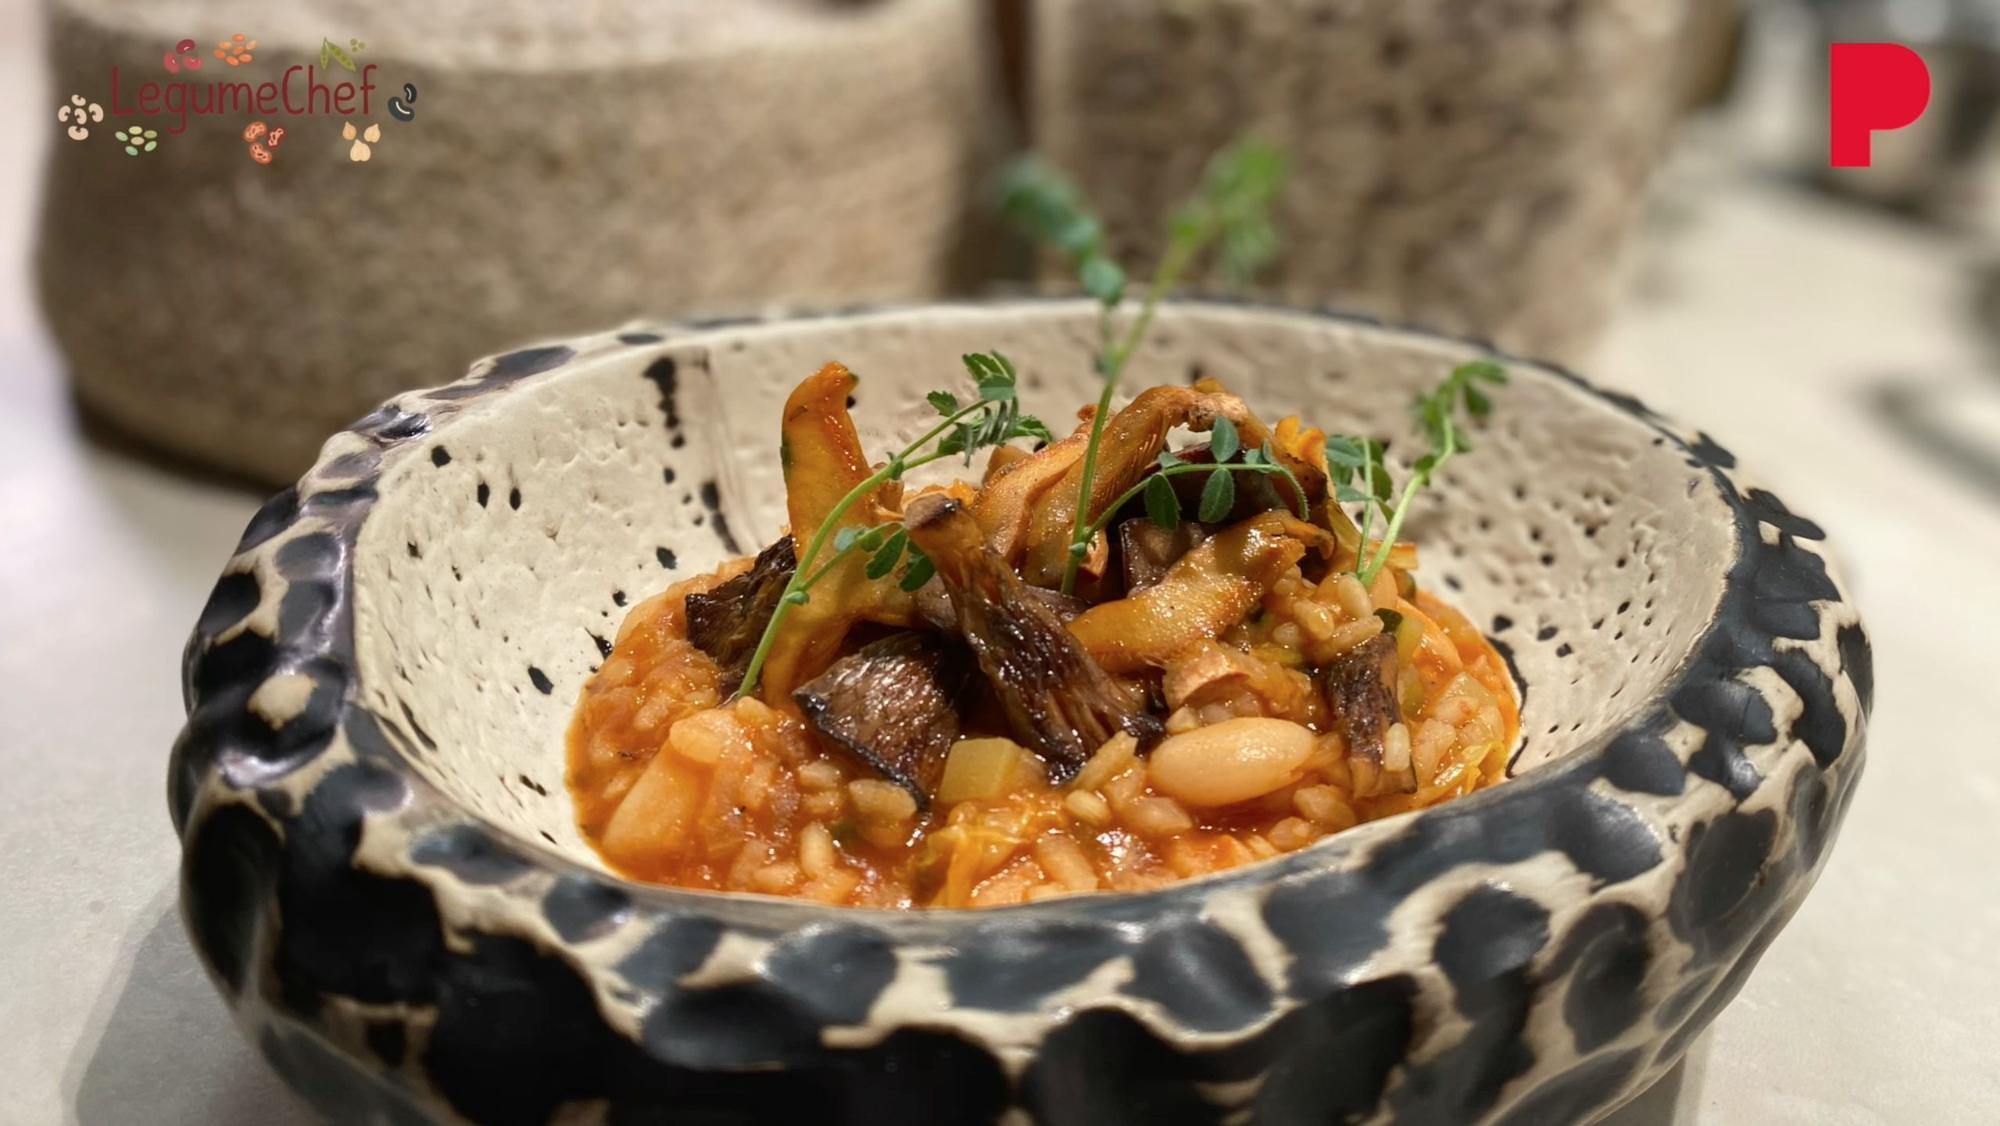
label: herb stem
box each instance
[1060,232,1209,595]
[737,413,979,697]
[736,475,877,699]
[1358,476,1422,586]
[1358,429,1457,586]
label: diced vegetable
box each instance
[937,737,1046,805]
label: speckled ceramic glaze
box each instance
[170,300,1870,1125]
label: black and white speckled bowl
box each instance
[169,300,1870,1125]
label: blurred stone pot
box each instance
[1031,0,1691,363]
[38,0,1005,482]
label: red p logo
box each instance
[1829,43,1931,168]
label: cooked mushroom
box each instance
[781,361,877,534]
[913,579,1088,633]
[1118,518,1209,593]
[1162,640,1318,723]
[684,536,797,693]
[1068,512,1333,674]
[973,410,1093,564]
[1325,633,1415,797]
[1019,385,1253,585]
[903,492,1161,778]
[794,632,972,808]
[753,362,921,696]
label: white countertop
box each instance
[3,15,1996,1124]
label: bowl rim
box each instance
[169,296,1871,1114]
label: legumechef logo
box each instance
[1829,42,1932,168]
[54,33,420,165]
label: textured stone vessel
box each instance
[38,0,1005,482]
[171,300,1868,1124]
[1032,0,1691,361]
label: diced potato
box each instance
[599,753,699,864]
[937,738,1043,805]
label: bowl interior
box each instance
[346,303,1735,872]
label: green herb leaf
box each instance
[961,352,1002,385]
[1198,469,1236,522]
[1079,256,1126,305]
[1353,360,1508,586]
[833,527,860,553]
[997,157,1118,302]
[1335,484,1371,504]
[898,551,936,591]
[865,529,907,579]
[1158,450,1184,470]
[1009,415,1054,443]
[927,390,960,416]
[1055,215,1103,259]
[1210,415,1241,464]
[1144,474,1181,530]
[1458,359,1508,385]
[998,136,1289,595]
[1325,436,1368,469]
[1182,139,1290,286]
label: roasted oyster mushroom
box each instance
[756,361,920,696]
[1018,385,1252,585]
[903,492,1161,778]
[1069,511,1331,675]
[1325,633,1414,797]
[794,632,971,808]
[913,579,1088,632]
[684,536,797,693]
[1118,519,1208,594]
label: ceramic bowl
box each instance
[170,300,1870,1124]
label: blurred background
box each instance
[3,0,1996,1122]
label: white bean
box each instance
[1146,717,1317,808]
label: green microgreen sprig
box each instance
[1332,360,1509,587]
[736,352,1047,697]
[1082,416,1310,547]
[1001,139,1289,594]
